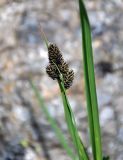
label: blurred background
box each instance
[0,0,123,159]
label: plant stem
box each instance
[58,78,89,160]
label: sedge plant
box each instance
[31,0,110,160]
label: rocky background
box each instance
[0,0,123,159]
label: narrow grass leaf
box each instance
[30,80,77,160]
[78,0,102,160]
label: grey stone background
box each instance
[0,0,123,159]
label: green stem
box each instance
[58,79,89,160]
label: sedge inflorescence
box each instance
[46,43,74,89]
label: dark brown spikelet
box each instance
[48,43,64,65]
[63,70,74,89]
[46,43,74,89]
[46,65,58,80]
[58,62,69,73]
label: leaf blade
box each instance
[78,0,103,160]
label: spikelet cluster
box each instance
[46,43,74,89]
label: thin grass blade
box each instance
[30,80,77,160]
[78,0,102,160]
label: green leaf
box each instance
[78,0,103,160]
[30,80,77,160]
